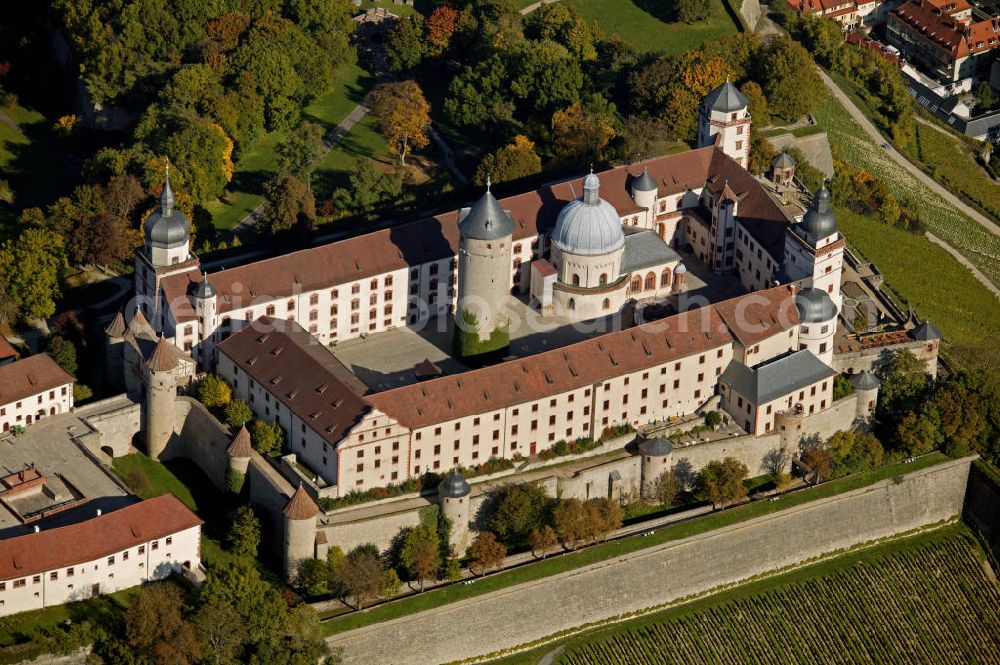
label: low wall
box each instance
[329,457,974,665]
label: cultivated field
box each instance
[555,530,1000,665]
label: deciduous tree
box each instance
[199,374,232,408]
[370,81,431,165]
[259,173,316,234]
[251,420,285,457]
[553,498,588,549]
[341,544,385,608]
[529,524,558,559]
[488,482,552,549]
[277,122,325,177]
[649,468,682,506]
[474,135,542,186]
[193,601,247,665]
[801,447,834,484]
[386,15,426,72]
[468,530,507,575]
[126,582,201,664]
[697,457,749,509]
[426,5,460,54]
[224,399,253,429]
[400,524,440,591]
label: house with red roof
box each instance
[887,0,1000,80]
[0,495,201,616]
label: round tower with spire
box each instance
[455,179,516,358]
[225,424,253,494]
[144,337,179,459]
[143,163,191,269]
[283,485,319,581]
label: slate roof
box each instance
[621,229,681,273]
[438,470,471,498]
[458,188,516,241]
[720,350,835,404]
[0,495,202,581]
[911,321,942,340]
[704,81,749,113]
[0,354,74,406]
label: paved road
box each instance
[520,0,559,14]
[221,104,369,244]
[926,232,1000,300]
[817,69,1000,239]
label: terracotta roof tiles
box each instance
[0,495,202,581]
[0,354,74,407]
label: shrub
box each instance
[454,308,509,360]
[199,374,232,408]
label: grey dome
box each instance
[771,151,795,169]
[795,287,838,323]
[800,185,837,244]
[912,321,941,341]
[438,470,470,498]
[144,176,189,248]
[631,169,657,194]
[704,80,748,113]
[639,437,673,457]
[195,277,216,299]
[674,263,687,275]
[851,370,881,390]
[551,174,625,256]
[459,184,516,241]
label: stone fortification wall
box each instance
[166,398,232,489]
[315,400,860,555]
[76,397,141,458]
[963,462,1000,556]
[329,457,974,665]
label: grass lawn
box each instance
[205,60,373,233]
[563,0,738,54]
[311,112,388,202]
[0,103,77,236]
[486,522,986,664]
[111,453,233,568]
[322,452,950,636]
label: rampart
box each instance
[328,456,975,665]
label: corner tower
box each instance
[455,180,515,359]
[698,80,751,168]
[144,337,178,459]
[283,485,319,581]
[782,184,844,309]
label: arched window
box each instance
[631,276,642,293]
[568,298,576,311]
[660,268,672,288]
[658,223,666,240]
[599,273,608,286]
[644,272,656,290]
[572,274,581,287]
[632,216,639,225]
[602,298,611,310]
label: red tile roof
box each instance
[713,284,800,346]
[227,425,253,457]
[892,0,1000,58]
[0,495,202,580]
[161,148,790,323]
[367,305,735,429]
[0,336,18,362]
[0,354,74,406]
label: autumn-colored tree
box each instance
[474,135,542,186]
[468,531,507,576]
[126,582,202,664]
[529,525,558,559]
[426,5,460,54]
[369,81,431,165]
[801,447,834,484]
[400,523,440,591]
[649,468,682,506]
[585,498,623,542]
[741,81,770,127]
[199,374,232,408]
[552,498,588,549]
[697,457,749,509]
[192,602,247,665]
[551,95,620,160]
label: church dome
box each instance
[795,287,837,323]
[459,182,516,241]
[551,174,625,256]
[144,176,189,248]
[800,184,837,244]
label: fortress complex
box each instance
[111,82,940,498]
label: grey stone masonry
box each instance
[329,457,974,665]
